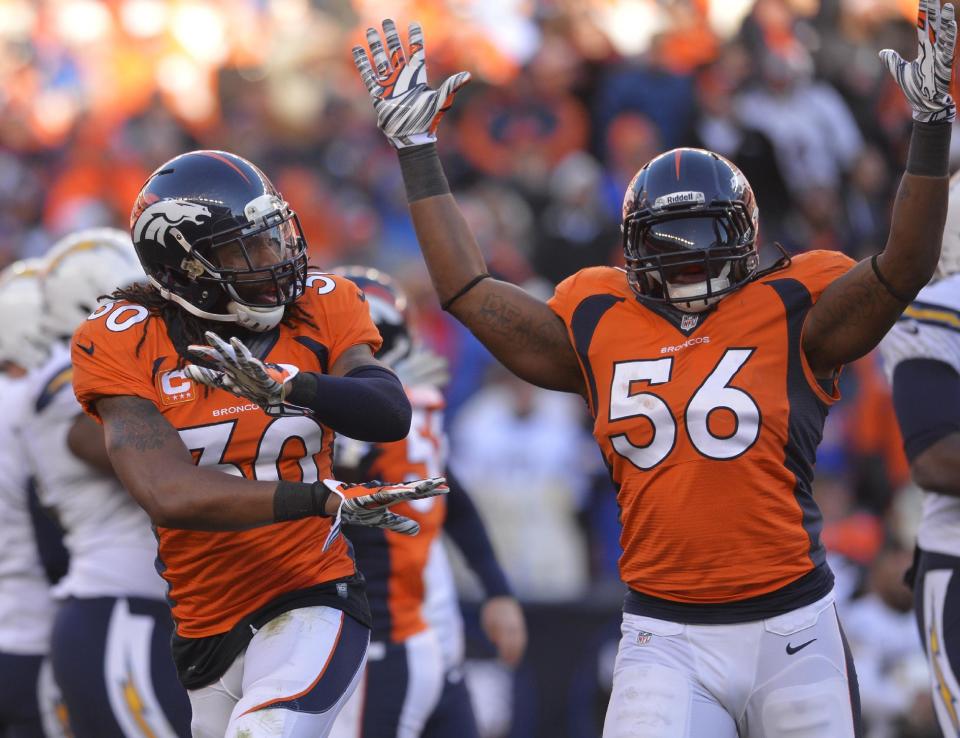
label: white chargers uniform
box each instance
[880,273,960,736]
[0,374,54,655]
[20,343,164,600]
[17,341,190,738]
[880,274,960,558]
[0,373,65,737]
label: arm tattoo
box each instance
[103,397,169,452]
[470,292,570,353]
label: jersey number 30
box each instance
[609,348,760,469]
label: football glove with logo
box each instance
[325,477,448,536]
[184,331,307,416]
[353,18,470,148]
[881,0,957,123]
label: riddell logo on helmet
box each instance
[653,191,705,209]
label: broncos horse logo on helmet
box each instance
[132,200,212,248]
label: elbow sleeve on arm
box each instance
[892,358,960,461]
[444,470,512,598]
[286,365,412,442]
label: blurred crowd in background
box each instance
[0,0,947,735]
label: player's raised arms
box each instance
[351,21,581,394]
[354,10,956,386]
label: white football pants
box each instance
[188,606,369,738]
[602,591,860,737]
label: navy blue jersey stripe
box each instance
[569,294,623,415]
[294,337,330,374]
[766,278,829,569]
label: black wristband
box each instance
[441,273,491,311]
[906,121,952,177]
[274,480,331,522]
[287,371,320,406]
[871,254,914,303]
[397,143,451,202]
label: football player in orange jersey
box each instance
[352,5,956,736]
[327,267,525,738]
[69,150,448,738]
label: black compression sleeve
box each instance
[892,358,960,461]
[286,365,412,442]
[443,469,512,598]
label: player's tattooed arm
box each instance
[353,19,583,395]
[408,196,584,394]
[98,395,297,530]
[803,173,948,376]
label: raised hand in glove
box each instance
[353,18,470,148]
[184,331,307,417]
[325,477,448,536]
[881,0,957,123]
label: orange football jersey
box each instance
[71,273,382,638]
[548,250,855,604]
[344,384,447,643]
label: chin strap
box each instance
[228,302,285,332]
[148,276,286,333]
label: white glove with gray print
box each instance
[881,0,957,123]
[353,19,471,148]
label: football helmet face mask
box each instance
[331,265,412,366]
[41,227,145,339]
[0,259,53,371]
[130,150,308,332]
[622,148,760,313]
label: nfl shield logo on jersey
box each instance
[636,630,653,646]
[681,314,698,331]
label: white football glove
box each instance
[353,19,471,148]
[184,331,308,417]
[324,477,448,536]
[881,0,957,123]
[392,348,450,389]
